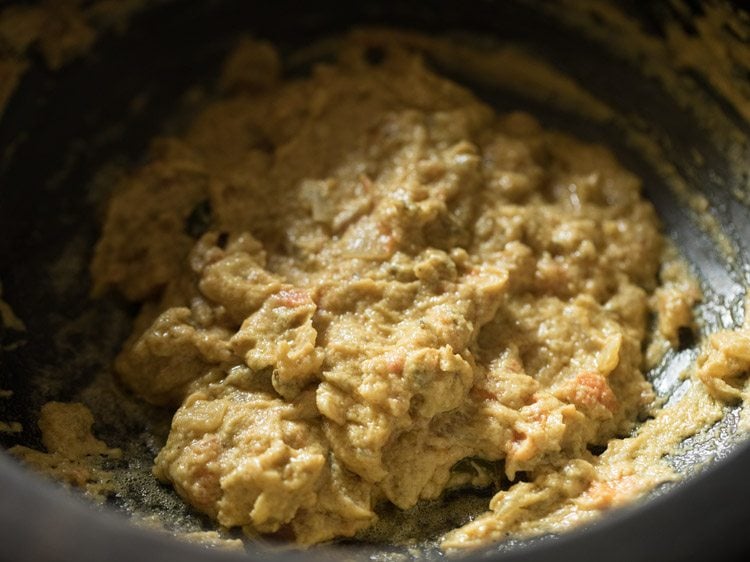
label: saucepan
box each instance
[1,1,750,561]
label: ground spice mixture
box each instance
[8,29,750,552]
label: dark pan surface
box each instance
[1,1,749,561]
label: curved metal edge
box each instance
[2,437,750,562]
